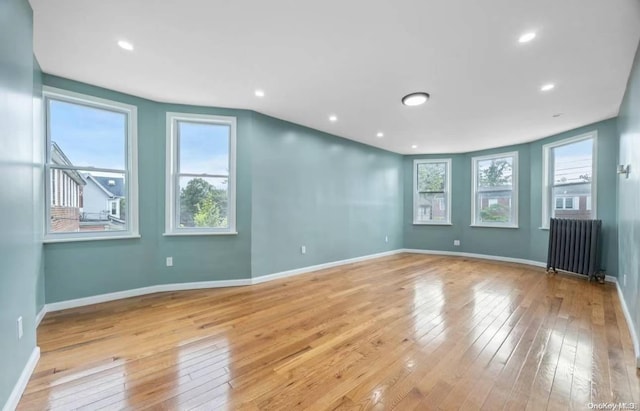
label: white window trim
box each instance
[164,112,237,236]
[471,151,519,228]
[43,86,139,242]
[413,158,452,225]
[541,131,597,229]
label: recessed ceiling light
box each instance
[376,132,384,138]
[541,83,555,91]
[329,115,338,122]
[117,40,134,51]
[411,144,418,149]
[402,92,430,106]
[254,89,265,97]
[518,32,536,43]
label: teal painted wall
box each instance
[42,75,253,303]
[0,0,41,406]
[617,40,640,342]
[404,118,619,276]
[42,76,404,301]
[250,113,403,277]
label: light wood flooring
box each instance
[18,253,640,410]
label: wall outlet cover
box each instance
[166,257,173,267]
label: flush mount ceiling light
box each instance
[518,32,536,43]
[117,40,134,51]
[541,83,555,91]
[329,115,338,122]
[376,132,384,138]
[411,144,418,149]
[402,92,430,106]
[254,89,265,97]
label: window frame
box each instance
[164,112,237,236]
[43,86,139,243]
[471,151,519,228]
[541,131,597,229]
[412,158,452,225]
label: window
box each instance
[472,152,518,228]
[165,113,237,235]
[542,132,596,227]
[44,87,138,241]
[413,159,452,225]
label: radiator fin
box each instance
[546,218,602,277]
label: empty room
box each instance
[2,0,640,410]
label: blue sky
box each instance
[50,100,230,175]
[50,100,126,169]
[178,121,230,175]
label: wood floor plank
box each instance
[16,254,639,410]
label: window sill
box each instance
[469,224,519,229]
[539,227,550,230]
[163,231,239,237]
[43,234,141,244]
[413,222,453,226]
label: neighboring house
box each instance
[50,142,84,232]
[553,183,592,219]
[418,197,446,221]
[81,175,125,230]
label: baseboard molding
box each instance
[2,346,40,411]
[251,249,403,284]
[42,249,404,316]
[35,306,46,327]
[614,279,640,368]
[401,248,617,283]
[45,278,252,313]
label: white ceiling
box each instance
[30,0,640,154]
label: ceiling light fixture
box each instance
[552,113,563,118]
[254,89,265,97]
[541,83,555,91]
[329,115,338,122]
[518,32,536,43]
[402,92,430,106]
[117,40,134,51]
[411,145,418,149]
[376,132,384,138]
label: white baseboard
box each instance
[35,306,46,327]
[2,346,40,411]
[401,248,617,284]
[614,279,640,368]
[251,249,403,284]
[45,278,252,313]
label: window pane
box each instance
[178,176,229,229]
[550,138,594,220]
[49,169,127,233]
[178,121,230,175]
[477,191,512,223]
[552,184,592,219]
[552,139,592,185]
[417,162,446,192]
[416,192,447,222]
[477,157,513,190]
[49,99,126,170]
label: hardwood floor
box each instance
[19,253,640,410]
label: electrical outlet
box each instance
[301,245,306,254]
[385,235,389,243]
[166,257,173,267]
[454,240,461,246]
[624,274,627,287]
[17,317,23,340]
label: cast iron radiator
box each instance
[546,218,603,280]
